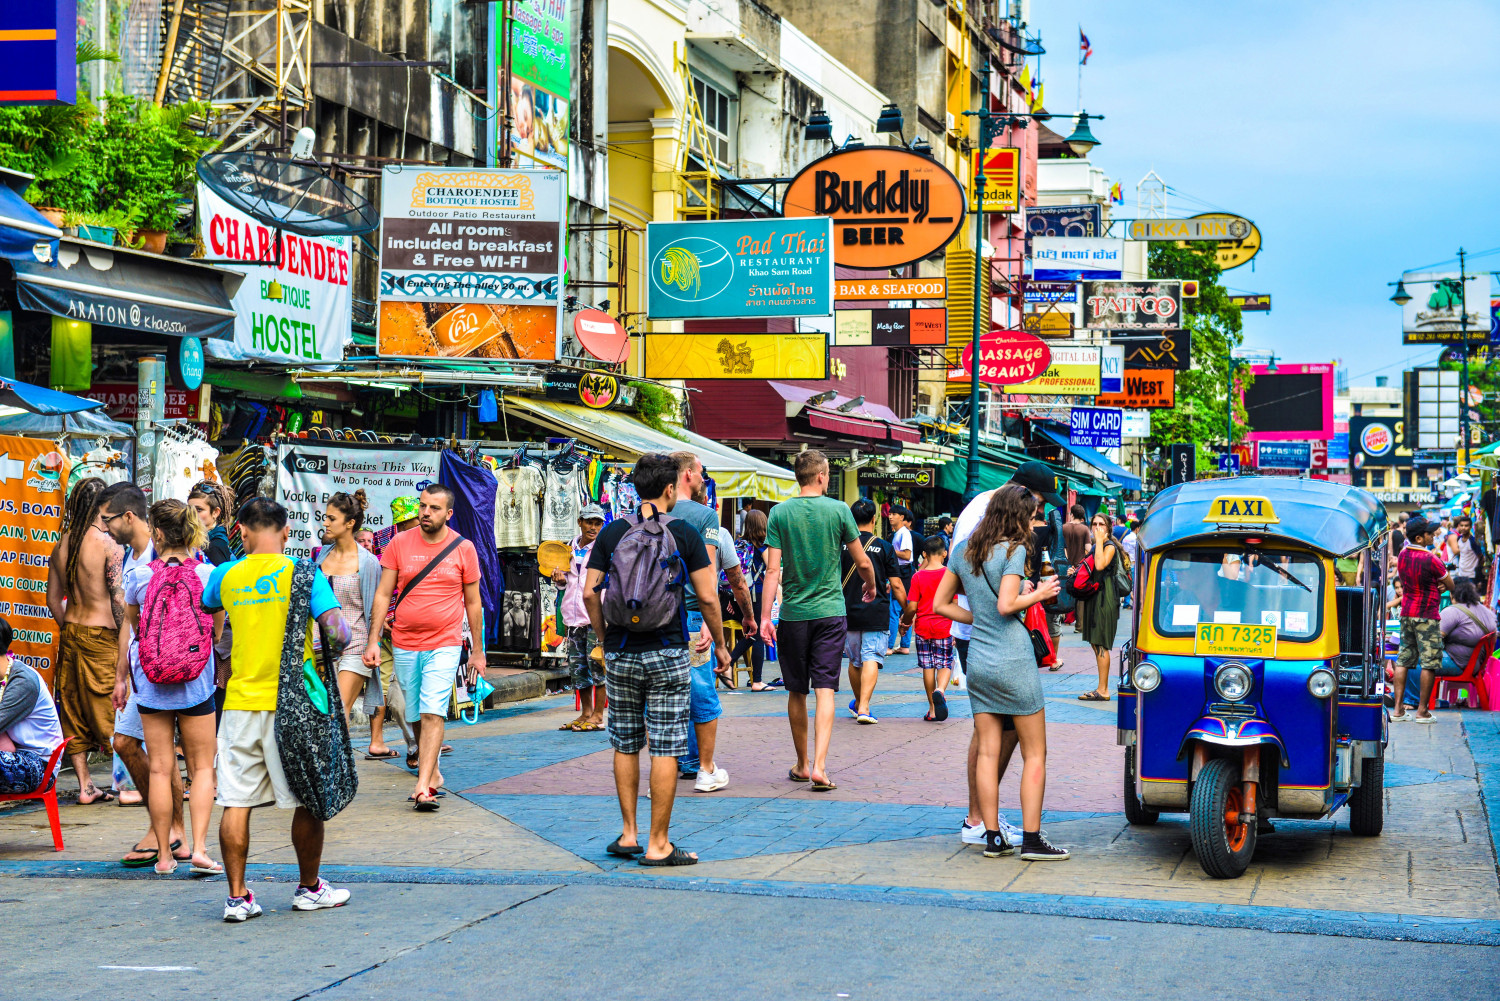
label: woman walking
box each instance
[315,491,383,742]
[120,501,223,875]
[933,485,1069,861]
[733,510,773,691]
[1078,512,1124,702]
[187,480,236,566]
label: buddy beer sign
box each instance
[782,147,966,269]
[646,218,833,320]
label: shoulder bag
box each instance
[275,559,359,822]
[389,534,468,616]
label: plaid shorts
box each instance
[1396,616,1443,672]
[604,647,692,758]
[567,625,605,689]
[916,636,955,672]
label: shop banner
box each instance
[499,0,570,170]
[858,467,935,487]
[276,444,441,559]
[93,383,211,423]
[1070,406,1123,449]
[1082,280,1183,330]
[833,307,945,346]
[1094,368,1176,409]
[1025,205,1101,239]
[1099,343,1124,393]
[1256,441,1312,470]
[197,183,351,364]
[1004,344,1100,396]
[1121,409,1151,438]
[969,146,1020,213]
[643,333,827,380]
[377,166,565,361]
[1399,271,1490,344]
[0,436,67,684]
[1350,416,1412,467]
[1030,237,1124,281]
[834,276,946,301]
[1023,281,1077,304]
[1116,330,1191,371]
[646,218,833,320]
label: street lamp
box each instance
[959,54,1086,501]
[1390,248,1473,463]
[1064,111,1103,157]
[1389,279,1412,306]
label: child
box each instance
[902,535,955,722]
[1391,515,1453,723]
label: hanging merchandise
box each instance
[69,441,131,490]
[541,462,583,542]
[439,450,506,646]
[495,462,544,549]
[152,424,220,503]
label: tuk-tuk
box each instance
[1118,477,1388,878]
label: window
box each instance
[1154,547,1324,641]
[692,76,733,166]
[1399,469,1414,488]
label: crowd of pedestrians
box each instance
[26,447,1130,919]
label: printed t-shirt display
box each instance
[494,465,544,549]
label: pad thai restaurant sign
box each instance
[197,184,351,364]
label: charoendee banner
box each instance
[197,183,352,364]
[276,444,441,559]
[0,436,68,686]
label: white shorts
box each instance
[392,645,461,722]
[215,709,300,810]
[114,693,144,742]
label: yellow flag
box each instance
[1031,81,1045,112]
[1018,65,1032,94]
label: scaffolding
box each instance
[671,46,720,221]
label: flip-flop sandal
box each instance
[638,845,697,866]
[923,712,936,722]
[440,745,454,755]
[120,837,181,868]
[1414,714,1438,724]
[172,848,194,862]
[413,792,441,812]
[407,789,448,801]
[1048,664,1063,671]
[932,690,949,721]
[810,778,838,792]
[558,720,585,731]
[364,749,401,760]
[190,860,224,876]
[1077,691,1110,702]
[76,788,117,805]
[606,837,645,857]
[405,755,420,770]
[575,722,605,732]
[788,769,810,782]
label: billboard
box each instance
[1116,330,1190,370]
[1024,205,1101,239]
[834,276,946,301]
[1400,272,1490,344]
[646,218,833,320]
[198,184,351,365]
[497,0,570,169]
[1094,368,1176,409]
[970,146,1019,213]
[643,333,827,380]
[276,444,440,560]
[0,3,75,105]
[833,308,945,346]
[1082,280,1183,330]
[1004,343,1100,396]
[1242,363,1334,442]
[377,167,565,361]
[1128,216,1252,241]
[1256,441,1312,470]
[1070,406,1123,449]
[1030,237,1124,281]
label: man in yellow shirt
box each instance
[202,498,351,923]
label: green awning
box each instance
[938,443,1115,498]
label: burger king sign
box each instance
[1360,422,1393,458]
[1350,416,1409,468]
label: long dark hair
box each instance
[966,484,1035,577]
[1451,578,1483,607]
[63,477,107,593]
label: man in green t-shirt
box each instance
[760,451,875,791]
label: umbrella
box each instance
[0,378,104,416]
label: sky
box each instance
[1027,0,1500,386]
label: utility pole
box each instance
[963,55,992,503]
[1458,247,1470,468]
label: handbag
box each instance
[457,640,494,725]
[274,559,359,822]
[977,552,1052,668]
[1067,555,1102,600]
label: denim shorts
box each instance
[842,630,886,666]
[685,610,723,725]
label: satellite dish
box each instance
[197,152,378,238]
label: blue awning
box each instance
[1038,426,1142,492]
[0,182,61,265]
[0,378,104,416]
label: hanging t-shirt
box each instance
[541,465,583,543]
[494,465,544,549]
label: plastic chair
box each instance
[0,743,67,851]
[1427,632,1494,712]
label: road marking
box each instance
[99,966,200,972]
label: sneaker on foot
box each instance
[223,890,263,923]
[855,712,879,724]
[983,830,1014,858]
[996,815,1025,842]
[960,819,986,845]
[694,766,729,792]
[1019,835,1070,861]
[292,878,351,910]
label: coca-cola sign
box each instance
[959,329,1052,386]
[1082,280,1183,330]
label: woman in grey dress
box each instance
[933,485,1069,861]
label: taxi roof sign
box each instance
[1203,495,1280,524]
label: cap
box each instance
[391,495,420,523]
[1405,516,1437,538]
[579,503,606,521]
[1009,460,1065,508]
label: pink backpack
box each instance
[138,557,213,685]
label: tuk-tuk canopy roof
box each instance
[1137,477,1387,557]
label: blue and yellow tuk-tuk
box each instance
[1118,478,1388,878]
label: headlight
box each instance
[1133,661,1161,692]
[1307,669,1336,699]
[1214,663,1253,701]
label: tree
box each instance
[1145,242,1246,472]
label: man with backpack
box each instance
[843,499,905,724]
[583,453,725,866]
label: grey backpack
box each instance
[601,509,686,633]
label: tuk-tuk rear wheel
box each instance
[1123,746,1158,826]
[1190,757,1257,879]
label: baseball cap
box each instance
[579,503,606,521]
[391,495,420,523]
[1405,515,1437,538]
[1009,460,1065,508]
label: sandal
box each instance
[190,858,224,876]
[76,787,116,805]
[932,691,949,721]
[606,837,645,857]
[413,790,441,812]
[574,721,605,732]
[405,753,420,770]
[923,711,936,722]
[787,768,809,782]
[1077,691,1110,702]
[810,777,838,792]
[120,838,182,868]
[363,749,401,760]
[1048,664,1062,672]
[638,845,697,866]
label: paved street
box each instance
[3,633,1499,999]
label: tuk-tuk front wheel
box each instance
[1123,746,1158,826]
[1347,753,1384,836]
[1190,757,1257,878]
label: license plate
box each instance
[1194,622,1277,658]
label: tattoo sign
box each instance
[0,435,68,685]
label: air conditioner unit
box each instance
[945,112,957,134]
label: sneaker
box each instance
[694,766,729,792]
[223,890,263,923]
[292,879,351,910]
[960,819,986,845]
[996,814,1025,842]
[984,830,1014,858]
[855,712,879,724]
[1019,834,1071,861]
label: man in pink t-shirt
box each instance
[363,485,483,809]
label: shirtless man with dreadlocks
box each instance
[45,477,129,805]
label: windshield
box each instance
[1154,547,1324,641]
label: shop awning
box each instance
[0,181,61,265]
[0,377,104,416]
[1037,426,1142,491]
[502,395,798,502]
[9,239,243,341]
[770,382,925,444]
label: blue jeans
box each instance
[888,593,912,651]
[679,609,723,774]
[1404,650,1462,707]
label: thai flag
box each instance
[1079,29,1093,65]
